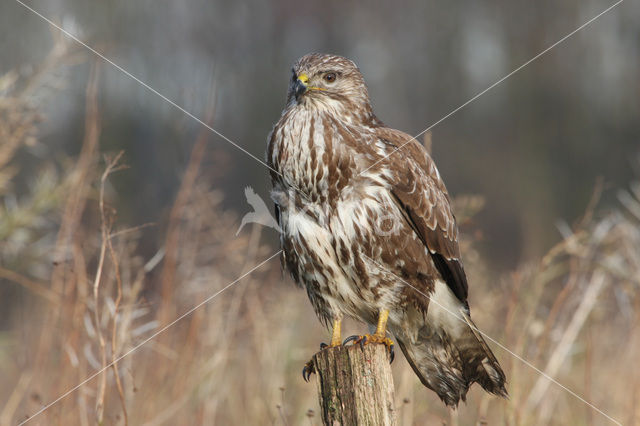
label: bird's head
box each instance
[287,53,375,124]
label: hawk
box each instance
[267,53,507,406]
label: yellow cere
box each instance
[297,73,309,84]
[297,72,326,91]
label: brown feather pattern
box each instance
[267,53,507,405]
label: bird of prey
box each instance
[266,53,507,406]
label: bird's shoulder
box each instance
[368,126,468,303]
[370,127,448,195]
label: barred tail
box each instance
[395,312,507,407]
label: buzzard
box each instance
[266,53,507,406]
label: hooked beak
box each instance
[294,73,309,99]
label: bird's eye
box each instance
[323,72,337,83]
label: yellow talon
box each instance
[343,310,395,363]
[304,318,342,382]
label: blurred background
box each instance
[1,0,639,425]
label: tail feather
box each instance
[394,311,507,407]
[460,314,508,398]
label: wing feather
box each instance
[375,127,469,304]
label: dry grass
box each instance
[1,47,639,426]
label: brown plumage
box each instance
[267,53,507,406]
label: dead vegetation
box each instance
[1,46,639,426]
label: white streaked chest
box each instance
[270,108,330,197]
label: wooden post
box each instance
[312,343,397,426]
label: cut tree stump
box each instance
[312,343,397,426]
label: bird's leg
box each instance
[374,309,389,339]
[303,318,342,382]
[320,318,342,348]
[343,309,395,363]
[331,318,342,346]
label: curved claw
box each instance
[344,334,395,363]
[319,342,328,350]
[359,335,367,351]
[302,360,315,382]
[343,335,360,346]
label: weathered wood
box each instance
[313,343,397,426]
